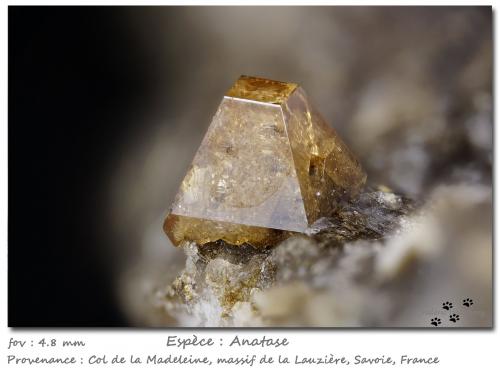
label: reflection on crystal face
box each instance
[171,96,308,233]
[164,76,366,247]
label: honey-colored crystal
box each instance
[164,76,366,247]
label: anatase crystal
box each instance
[164,76,366,247]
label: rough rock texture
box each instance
[154,184,491,327]
[111,8,492,327]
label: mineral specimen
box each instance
[156,189,419,326]
[164,76,366,247]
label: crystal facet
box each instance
[164,76,366,247]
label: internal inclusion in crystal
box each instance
[164,75,366,247]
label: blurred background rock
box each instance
[9,6,491,326]
[105,7,491,326]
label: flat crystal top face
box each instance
[170,96,308,233]
[226,75,298,104]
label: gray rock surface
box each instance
[153,186,491,327]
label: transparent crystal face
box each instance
[170,96,308,233]
[283,87,367,223]
[165,76,366,247]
